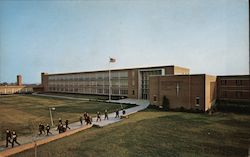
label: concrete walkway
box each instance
[0,96,149,157]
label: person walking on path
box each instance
[65,120,70,130]
[83,112,87,124]
[89,115,92,124]
[11,131,20,148]
[115,109,119,118]
[80,116,83,125]
[46,124,52,136]
[59,118,62,124]
[5,129,12,147]
[58,123,65,134]
[41,123,45,134]
[104,109,108,120]
[86,114,92,125]
[38,123,43,135]
[96,112,101,122]
[122,109,126,115]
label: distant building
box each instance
[17,75,22,86]
[0,75,33,94]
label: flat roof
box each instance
[149,74,215,77]
[217,75,250,77]
[45,65,189,76]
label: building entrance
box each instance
[140,69,163,99]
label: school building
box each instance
[40,65,249,112]
[41,65,189,99]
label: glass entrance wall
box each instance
[140,69,163,99]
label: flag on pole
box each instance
[109,57,116,63]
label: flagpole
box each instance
[109,58,111,101]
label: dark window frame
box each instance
[221,80,227,85]
[236,80,242,86]
[153,95,157,101]
[195,96,200,106]
[236,91,243,98]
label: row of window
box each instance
[49,77,129,81]
[220,80,246,86]
[48,72,128,81]
[48,87,128,95]
[48,80,128,86]
[221,91,246,98]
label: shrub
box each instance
[162,96,169,111]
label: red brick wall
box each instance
[149,75,207,111]
[217,75,250,102]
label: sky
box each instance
[0,0,249,84]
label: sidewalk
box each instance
[0,97,149,156]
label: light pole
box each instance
[108,57,116,101]
[49,107,56,126]
[109,60,111,101]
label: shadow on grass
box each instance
[217,118,250,129]
[200,141,248,157]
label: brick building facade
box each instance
[217,75,250,102]
[149,74,217,111]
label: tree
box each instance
[162,96,169,111]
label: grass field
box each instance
[0,95,133,140]
[41,92,110,100]
[12,109,250,157]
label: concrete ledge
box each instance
[0,124,92,157]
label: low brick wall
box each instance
[0,124,92,157]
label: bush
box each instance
[162,96,169,111]
[148,105,157,109]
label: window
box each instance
[132,90,135,95]
[223,91,227,98]
[153,95,157,101]
[112,89,119,95]
[176,83,180,96]
[195,97,200,107]
[120,89,128,95]
[236,80,242,86]
[236,91,242,98]
[120,71,128,78]
[221,80,227,85]
[97,89,103,94]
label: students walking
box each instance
[104,109,108,120]
[11,131,20,148]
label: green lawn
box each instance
[12,109,250,157]
[0,95,134,140]
[41,92,110,100]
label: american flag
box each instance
[109,57,116,63]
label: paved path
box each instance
[0,95,149,156]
